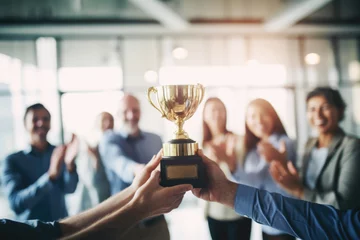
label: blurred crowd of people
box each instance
[1,86,360,240]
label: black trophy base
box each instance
[160,155,206,188]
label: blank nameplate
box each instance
[166,165,198,179]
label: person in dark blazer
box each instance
[269,87,360,211]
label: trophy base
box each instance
[160,155,206,188]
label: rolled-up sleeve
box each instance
[2,156,54,215]
[234,184,360,239]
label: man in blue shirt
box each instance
[192,150,360,240]
[99,94,169,240]
[2,103,79,221]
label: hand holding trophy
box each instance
[147,84,206,187]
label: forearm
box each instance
[218,180,238,209]
[61,200,143,240]
[234,184,359,239]
[7,173,53,213]
[59,186,135,237]
[61,170,79,193]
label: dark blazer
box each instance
[299,128,360,210]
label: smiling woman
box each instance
[269,87,360,212]
[306,87,346,141]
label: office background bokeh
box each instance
[0,0,360,239]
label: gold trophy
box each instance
[147,84,206,187]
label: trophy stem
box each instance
[175,119,188,139]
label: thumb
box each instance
[287,162,298,176]
[198,149,212,165]
[279,140,287,154]
[191,188,202,198]
[145,150,163,172]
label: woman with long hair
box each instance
[270,87,360,212]
[202,97,251,240]
[230,98,296,240]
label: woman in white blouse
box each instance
[202,97,251,240]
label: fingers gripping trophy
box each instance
[147,84,207,187]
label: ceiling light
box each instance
[172,47,188,60]
[305,53,320,65]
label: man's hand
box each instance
[191,150,238,208]
[258,140,287,165]
[131,170,192,219]
[48,145,67,180]
[65,134,79,172]
[269,161,304,198]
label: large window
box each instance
[61,91,122,140]
[159,65,296,143]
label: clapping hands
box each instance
[48,133,79,180]
[258,140,287,166]
[269,161,304,198]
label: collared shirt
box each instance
[99,130,162,195]
[0,219,62,240]
[2,144,79,221]
[234,184,360,239]
[232,133,296,235]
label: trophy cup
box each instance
[147,84,206,187]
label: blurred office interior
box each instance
[0,0,360,239]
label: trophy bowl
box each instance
[147,84,204,139]
[147,84,206,187]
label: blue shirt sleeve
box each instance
[2,156,55,215]
[99,134,138,183]
[234,184,360,239]
[57,164,79,194]
[0,219,62,240]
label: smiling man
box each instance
[2,103,79,221]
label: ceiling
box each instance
[0,0,359,36]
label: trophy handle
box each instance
[147,87,165,117]
[197,83,205,103]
